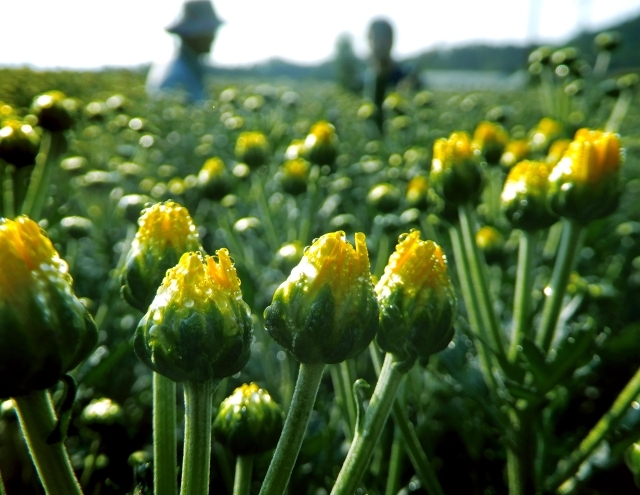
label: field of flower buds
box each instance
[1,58,640,495]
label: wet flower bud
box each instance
[376,231,456,366]
[265,231,378,364]
[0,119,40,168]
[31,91,76,132]
[305,121,338,168]
[212,383,284,456]
[430,131,483,205]
[121,201,203,312]
[198,157,233,201]
[473,121,509,166]
[547,129,622,224]
[367,183,401,213]
[502,160,558,231]
[0,216,97,398]
[500,140,529,169]
[134,250,253,383]
[235,131,269,169]
[278,158,309,196]
[405,175,430,210]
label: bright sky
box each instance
[3,0,640,69]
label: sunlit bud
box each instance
[546,139,572,165]
[405,175,430,210]
[60,216,93,240]
[31,91,76,132]
[212,383,284,456]
[528,46,554,66]
[367,183,401,213]
[235,131,269,168]
[82,398,123,428]
[0,119,40,168]
[547,129,622,224]
[116,194,151,225]
[382,92,409,115]
[594,31,621,52]
[134,250,252,383]
[265,231,378,364]
[305,121,338,168]
[0,216,97,398]
[376,231,456,367]
[278,158,309,196]
[475,226,505,262]
[502,160,558,231]
[473,121,509,166]
[121,201,203,312]
[528,117,563,154]
[430,131,483,205]
[198,157,233,201]
[500,140,529,169]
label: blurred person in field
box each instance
[364,18,416,133]
[146,0,222,103]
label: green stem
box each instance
[154,373,177,495]
[21,131,65,220]
[2,162,15,219]
[330,362,356,439]
[536,219,582,353]
[373,232,391,278]
[458,203,507,361]
[509,230,535,362]
[331,353,406,495]
[233,455,254,495]
[546,366,640,492]
[13,390,83,495]
[605,88,633,133]
[298,165,320,245]
[251,174,280,253]
[259,362,326,495]
[180,380,215,495]
[384,424,403,495]
[0,468,7,495]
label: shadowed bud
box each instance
[547,129,622,224]
[0,119,40,168]
[475,226,505,262]
[265,231,378,364]
[278,158,309,196]
[235,131,269,168]
[502,160,558,231]
[121,201,203,312]
[305,121,338,168]
[405,175,430,210]
[430,131,483,205]
[367,183,401,213]
[198,157,233,201]
[473,121,509,166]
[376,231,456,367]
[0,216,97,398]
[134,250,252,383]
[212,383,284,456]
[31,91,76,132]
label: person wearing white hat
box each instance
[146,0,223,102]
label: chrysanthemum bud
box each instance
[367,183,401,213]
[376,231,456,366]
[475,226,505,262]
[121,201,203,312]
[405,175,430,210]
[134,250,252,383]
[60,216,93,240]
[278,158,309,196]
[547,129,622,224]
[235,131,269,169]
[212,383,284,456]
[430,131,483,205]
[500,140,529,169]
[0,119,40,168]
[265,231,378,364]
[0,216,97,398]
[31,91,76,132]
[528,117,563,154]
[546,139,572,165]
[473,121,509,166]
[198,157,233,201]
[305,121,338,168]
[502,160,558,231]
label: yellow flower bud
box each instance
[0,119,40,168]
[0,216,97,398]
[31,90,76,132]
[198,157,233,201]
[235,131,269,169]
[134,250,252,383]
[473,121,509,165]
[528,117,563,154]
[305,121,338,168]
[405,175,430,210]
[278,158,309,196]
[546,139,572,165]
[265,231,378,364]
[547,129,622,224]
[367,183,401,213]
[376,231,456,366]
[121,201,203,312]
[500,140,529,169]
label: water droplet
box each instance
[184,298,194,308]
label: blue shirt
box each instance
[146,44,208,103]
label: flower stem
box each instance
[251,173,280,253]
[330,362,356,439]
[509,230,535,362]
[546,366,640,491]
[0,468,7,495]
[233,455,254,495]
[180,380,215,495]
[384,424,403,495]
[1,162,15,219]
[331,353,405,495]
[154,373,177,495]
[13,389,83,495]
[536,219,582,353]
[259,362,326,495]
[21,131,65,220]
[458,202,507,361]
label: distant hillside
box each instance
[214,13,640,80]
